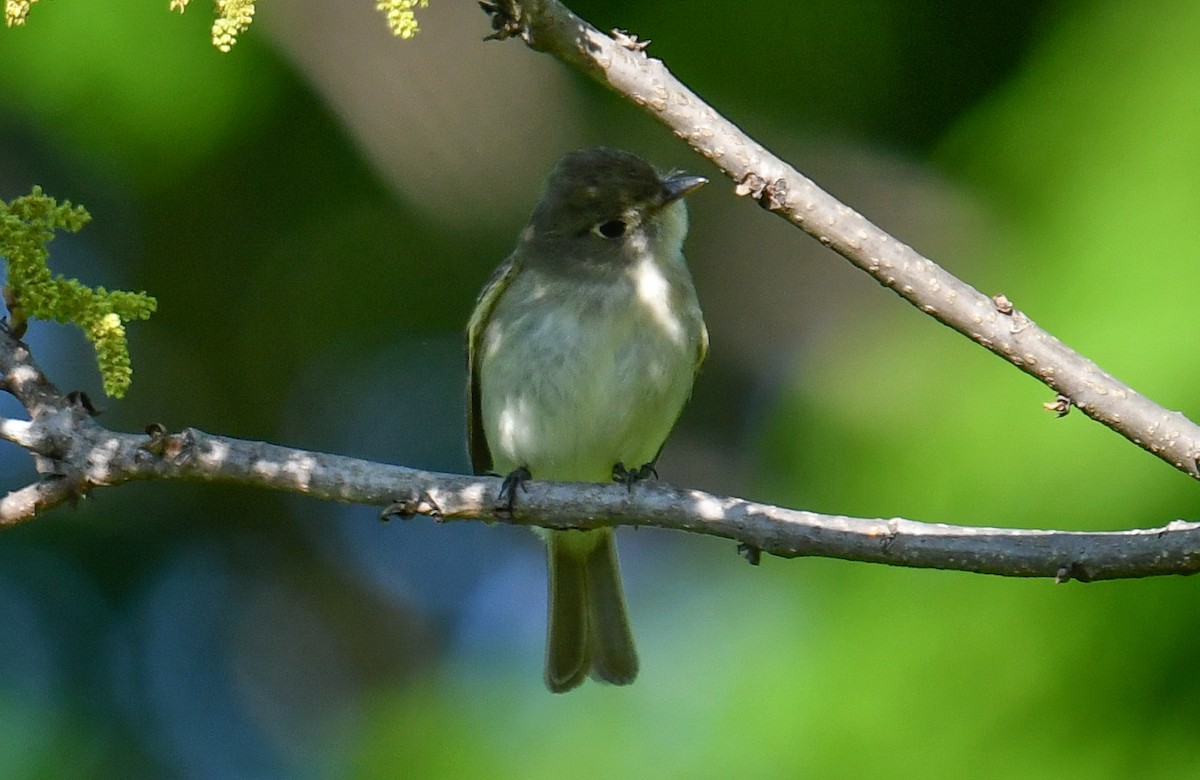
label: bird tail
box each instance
[544,528,639,693]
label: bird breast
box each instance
[479,253,702,483]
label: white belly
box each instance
[479,256,702,483]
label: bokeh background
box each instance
[3,0,1200,777]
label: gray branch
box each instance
[478,0,1200,480]
[0,326,1198,580]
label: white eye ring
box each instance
[592,219,627,239]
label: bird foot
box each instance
[497,466,532,515]
[611,462,658,492]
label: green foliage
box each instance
[376,0,429,39]
[169,0,256,52]
[10,0,428,52]
[748,0,1200,776]
[169,0,428,51]
[0,187,156,398]
[3,0,38,27]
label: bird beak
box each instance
[661,173,708,204]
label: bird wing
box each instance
[466,254,521,475]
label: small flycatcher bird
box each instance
[468,147,708,693]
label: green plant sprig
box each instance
[0,186,157,398]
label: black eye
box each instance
[594,219,627,239]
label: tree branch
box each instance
[478,0,1200,481]
[0,327,1197,580]
[3,3,1198,584]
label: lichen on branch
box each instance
[0,187,156,398]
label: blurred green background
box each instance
[2,0,1200,777]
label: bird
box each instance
[467,147,708,692]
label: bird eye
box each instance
[593,219,627,239]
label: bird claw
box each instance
[497,466,531,515]
[611,462,658,492]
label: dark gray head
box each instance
[522,147,706,263]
